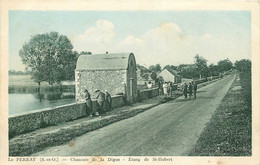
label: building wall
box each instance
[158,70,175,82]
[75,70,126,101]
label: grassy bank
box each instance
[188,73,251,156]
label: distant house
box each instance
[136,65,155,85]
[158,68,181,83]
[75,53,138,104]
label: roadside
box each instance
[188,74,251,156]
[9,76,223,156]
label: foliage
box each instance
[79,51,92,55]
[208,64,219,76]
[217,59,233,73]
[194,54,209,78]
[149,64,161,73]
[235,59,251,105]
[9,70,29,75]
[178,64,200,79]
[19,32,77,85]
[235,59,251,73]
[150,72,157,81]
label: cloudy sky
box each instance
[9,11,251,71]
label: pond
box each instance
[8,86,76,116]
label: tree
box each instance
[217,59,233,73]
[234,59,251,73]
[155,64,162,72]
[19,32,77,85]
[80,51,92,55]
[209,64,219,76]
[149,64,161,73]
[178,64,199,79]
[150,71,157,81]
[194,54,208,79]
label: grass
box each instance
[188,74,251,156]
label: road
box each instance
[34,73,236,156]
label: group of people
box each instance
[84,89,112,117]
[159,81,174,96]
[182,81,197,99]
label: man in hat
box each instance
[95,89,105,114]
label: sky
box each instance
[9,11,251,71]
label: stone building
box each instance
[75,53,137,104]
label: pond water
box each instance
[8,86,76,116]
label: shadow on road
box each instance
[197,91,207,93]
[196,96,215,99]
[175,98,192,102]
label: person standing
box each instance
[84,89,93,116]
[158,81,163,95]
[192,81,197,99]
[95,89,105,115]
[183,83,188,99]
[163,82,168,96]
[188,82,193,99]
[169,81,173,96]
[104,90,112,111]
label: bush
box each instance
[235,59,251,106]
[239,71,251,106]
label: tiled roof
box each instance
[76,53,132,70]
[165,68,179,76]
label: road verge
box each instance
[188,74,251,156]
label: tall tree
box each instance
[217,59,233,73]
[19,32,77,85]
[149,64,161,73]
[155,64,162,72]
[194,54,208,79]
[209,64,219,76]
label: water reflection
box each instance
[8,86,76,115]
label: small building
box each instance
[158,68,181,83]
[75,53,137,104]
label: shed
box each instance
[158,68,181,83]
[75,53,137,104]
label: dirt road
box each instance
[34,73,236,156]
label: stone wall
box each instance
[76,70,126,101]
[9,103,87,137]
[9,95,125,137]
[138,88,159,101]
